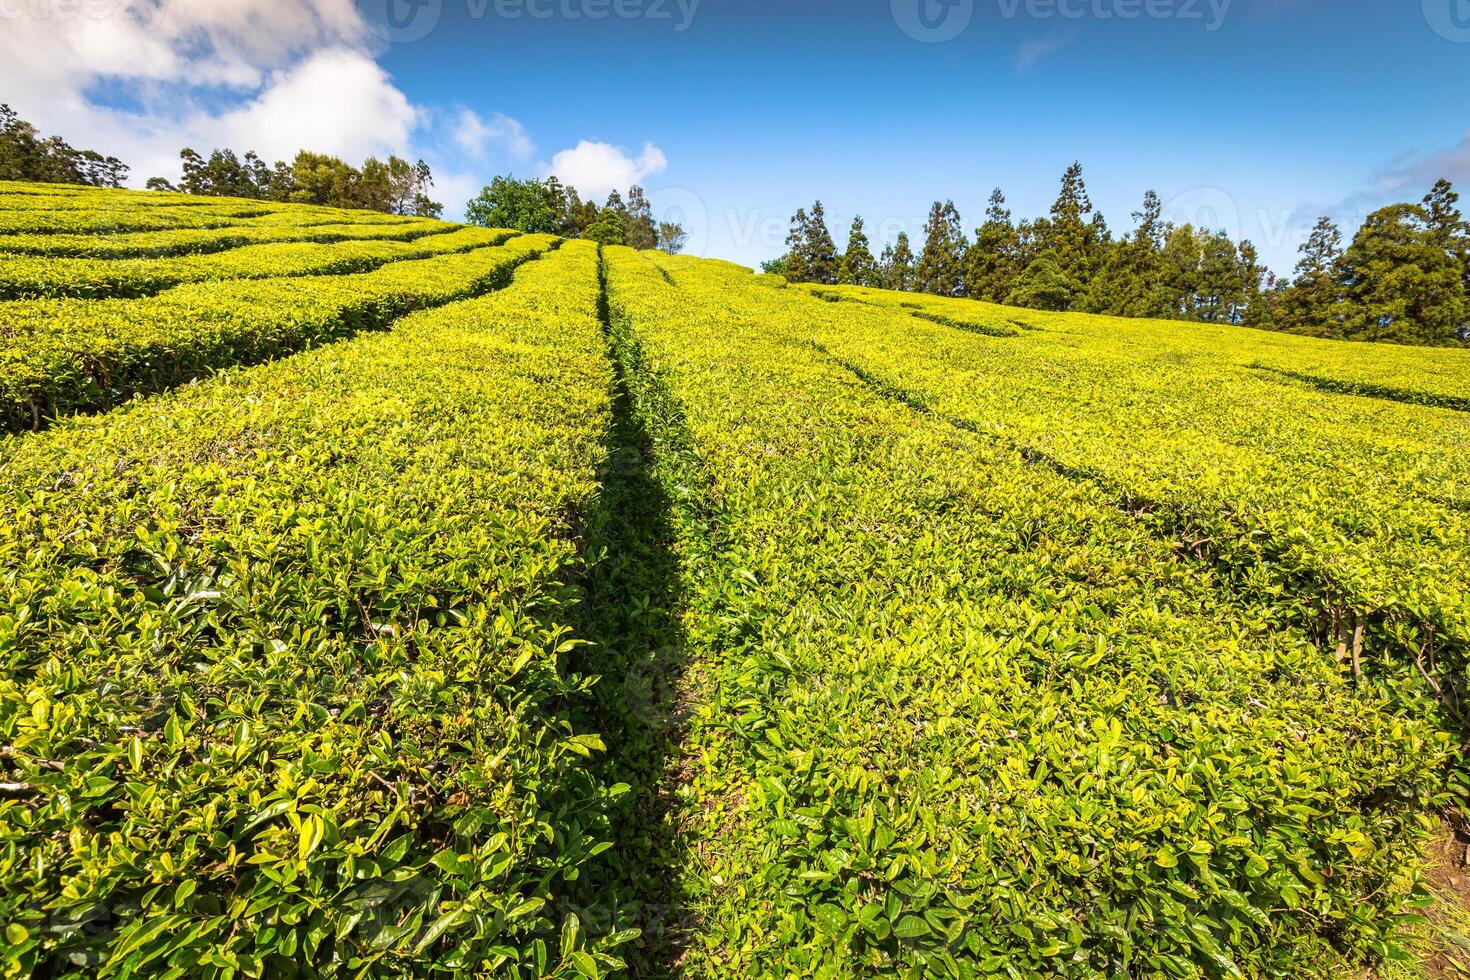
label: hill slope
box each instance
[1,183,1467,978]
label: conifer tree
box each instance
[883,233,916,291]
[839,216,877,286]
[804,201,840,285]
[1278,217,1345,336]
[915,200,967,296]
[1081,190,1171,317]
[1237,240,1269,327]
[1423,178,1470,297]
[783,208,811,283]
[1044,162,1100,292]
[1006,251,1074,311]
[966,188,1024,302]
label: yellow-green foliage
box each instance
[603,246,1460,978]
[0,241,636,978]
[2,185,1467,978]
[0,234,556,432]
[0,226,518,299]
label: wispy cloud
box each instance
[1015,30,1077,71]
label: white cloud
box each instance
[545,141,668,200]
[214,48,417,163]
[0,0,671,205]
[453,109,534,161]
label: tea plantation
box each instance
[1,183,1468,979]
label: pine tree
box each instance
[1080,190,1171,317]
[966,188,1023,302]
[883,233,916,291]
[1006,251,1075,311]
[804,201,839,285]
[624,185,659,250]
[915,200,967,296]
[1423,178,1470,298]
[839,216,877,286]
[1278,217,1345,336]
[1044,162,1100,293]
[1237,240,1269,327]
[783,208,811,283]
[1336,202,1469,344]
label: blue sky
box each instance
[4,0,1468,274]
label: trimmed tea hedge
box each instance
[0,234,557,432]
[0,227,518,300]
[602,246,1452,978]
[0,240,634,978]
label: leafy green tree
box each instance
[915,200,967,296]
[1336,202,1469,344]
[0,104,128,187]
[464,176,558,233]
[1006,251,1075,311]
[881,232,916,291]
[584,206,627,246]
[288,152,362,208]
[839,216,877,286]
[1278,217,1345,336]
[1192,229,1248,323]
[657,221,688,254]
[966,188,1023,302]
[624,185,659,250]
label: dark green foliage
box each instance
[464,175,559,234]
[1006,250,1075,310]
[656,221,688,254]
[0,104,128,187]
[878,232,916,291]
[1277,217,1346,337]
[585,206,627,246]
[965,188,1023,303]
[1335,202,1469,344]
[779,202,839,284]
[838,216,877,286]
[915,200,966,296]
[169,148,440,217]
[623,186,658,250]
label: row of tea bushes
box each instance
[601,246,1450,978]
[0,241,636,978]
[0,227,518,299]
[0,235,557,433]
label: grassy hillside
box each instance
[1,183,1468,978]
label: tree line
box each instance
[146,148,443,218]
[0,104,129,188]
[772,164,1470,346]
[463,175,687,253]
